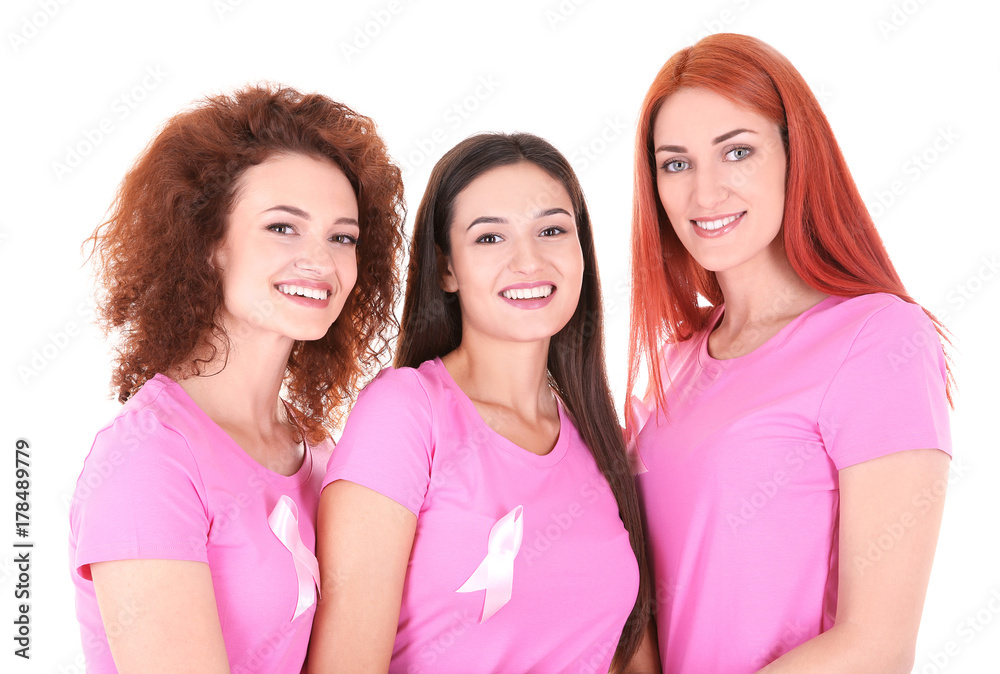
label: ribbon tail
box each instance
[481,557,515,621]
[268,495,320,621]
[456,557,490,593]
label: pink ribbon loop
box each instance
[626,395,651,475]
[456,505,524,622]
[267,495,320,621]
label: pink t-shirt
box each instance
[70,373,332,674]
[324,358,639,673]
[634,293,952,673]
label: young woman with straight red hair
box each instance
[627,34,953,673]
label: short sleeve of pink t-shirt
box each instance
[323,366,432,516]
[817,298,952,468]
[634,293,951,673]
[70,374,331,674]
[324,358,639,673]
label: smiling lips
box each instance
[277,284,331,300]
[498,283,556,309]
[691,211,745,238]
[501,285,554,300]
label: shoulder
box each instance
[339,360,449,441]
[83,375,215,493]
[92,376,196,457]
[812,293,943,367]
[354,360,446,411]
[72,379,211,543]
[817,293,933,336]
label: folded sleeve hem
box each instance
[831,430,953,471]
[74,542,210,580]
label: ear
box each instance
[437,245,458,293]
[208,231,230,270]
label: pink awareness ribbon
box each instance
[267,495,321,621]
[456,505,524,622]
[626,394,651,475]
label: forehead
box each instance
[232,152,355,210]
[453,162,573,217]
[653,88,777,141]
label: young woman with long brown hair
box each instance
[69,85,404,673]
[309,132,656,673]
[628,33,952,673]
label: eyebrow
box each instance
[465,207,572,231]
[262,205,359,226]
[654,128,757,154]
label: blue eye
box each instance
[662,159,690,173]
[725,145,753,161]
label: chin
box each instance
[285,325,335,342]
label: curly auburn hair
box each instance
[86,84,405,443]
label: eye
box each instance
[725,145,753,161]
[266,223,294,234]
[539,226,566,238]
[661,159,690,173]
[331,233,358,245]
[475,233,503,244]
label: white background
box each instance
[1,0,998,672]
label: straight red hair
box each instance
[627,33,953,424]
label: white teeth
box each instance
[277,284,330,300]
[501,285,554,300]
[693,213,742,231]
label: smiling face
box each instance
[652,87,787,277]
[441,162,584,347]
[213,152,360,344]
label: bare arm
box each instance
[90,559,230,673]
[306,480,418,673]
[757,448,950,673]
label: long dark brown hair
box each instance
[396,133,650,670]
[85,84,405,443]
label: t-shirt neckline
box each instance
[698,295,842,369]
[431,358,570,467]
[150,373,315,486]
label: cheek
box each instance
[761,149,787,217]
[656,179,685,228]
[340,251,359,292]
[570,247,585,285]
[758,170,786,226]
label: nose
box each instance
[693,161,729,210]
[508,236,544,275]
[294,237,336,276]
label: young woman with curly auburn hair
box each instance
[308,133,656,673]
[627,34,953,673]
[69,84,404,673]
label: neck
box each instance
[442,332,553,419]
[714,239,826,332]
[174,322,295,435]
